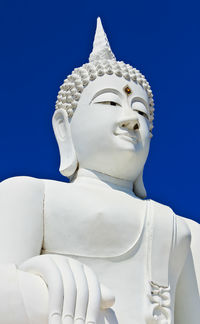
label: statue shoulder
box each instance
[150,199,191,246]
[175,215,191,271]
[176,215,191,247]
[1,175,45,192]
[0,175,45,219]
[180,216,200,237]
[143,200,191,288]
[150,200,191,268]
[179,216,200,264]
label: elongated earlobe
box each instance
[52,109,78,178]
[133,170,147,199]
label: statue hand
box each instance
[19,254,115,324]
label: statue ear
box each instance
[52,109,78,178]
[133,170,147,199]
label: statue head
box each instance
[53,18,154,198]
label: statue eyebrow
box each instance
[131,97,149,110]
[90,88,121,104]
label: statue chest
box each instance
[43,181,147,257]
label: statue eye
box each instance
[131,102,149,120]
[97,101,120,107]
[136,110,149,120]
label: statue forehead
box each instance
[77,74,149,105]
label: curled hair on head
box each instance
[55,18,155,134]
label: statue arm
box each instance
[174,217,200,324]
[0,177,114,323]
[0,176,46,322]
[0,176,44,265]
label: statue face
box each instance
[70,74,151,181]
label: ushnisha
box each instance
[55,18,154,131]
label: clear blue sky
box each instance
[0,0,199,222]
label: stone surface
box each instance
[0,17,199,324]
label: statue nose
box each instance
[120,118,140,131]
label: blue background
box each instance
[0,0,199,222]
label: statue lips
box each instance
[119,134,138,144]
[114,130,138,144]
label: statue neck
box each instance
[73,168,135,196]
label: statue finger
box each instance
[49,255,77,324]
[20,255,63,324]
[69,258,89,324]
[84,265,101,324]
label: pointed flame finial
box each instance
[89,17,116,62]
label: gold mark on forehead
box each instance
[123,86,132,95]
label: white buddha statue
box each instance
[0,18,200,324]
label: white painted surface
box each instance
[0,17,199,324]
